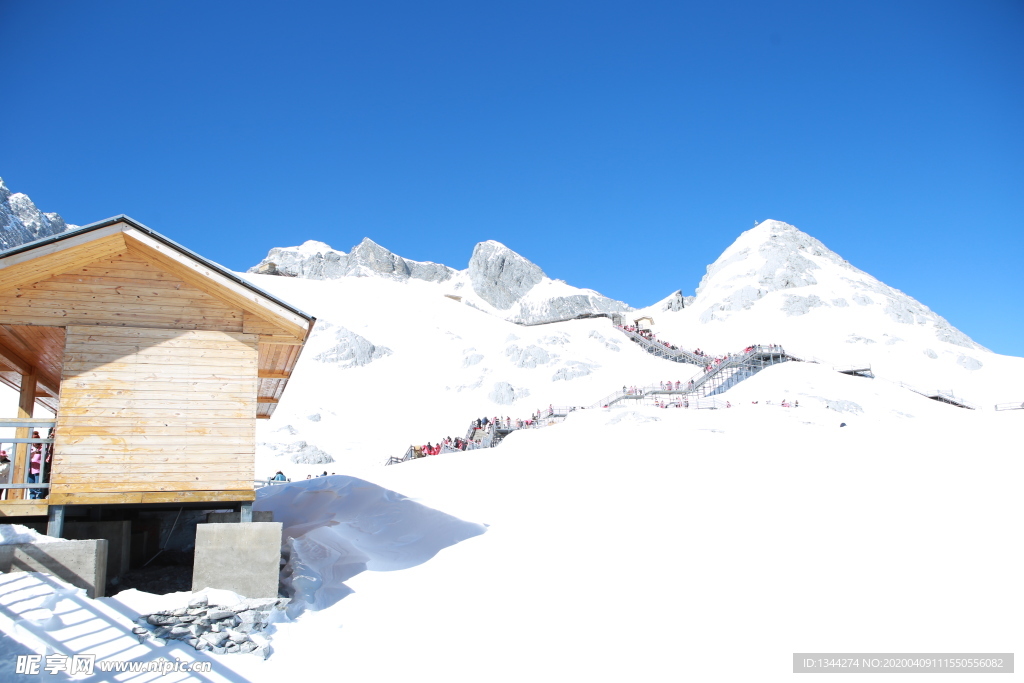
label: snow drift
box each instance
[255,476,486,613]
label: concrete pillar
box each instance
[240,502,253,523]
[47,504,65,538]
[193,523,282,598]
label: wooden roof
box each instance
[0,217,315,417]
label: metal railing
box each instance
[254,478,293,488]
[614,326,708,366]
[994,402,1024,411]
[588,344,792,408]
[876,378,978,410]
[0,418,56,499]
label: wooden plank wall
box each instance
[0,250,245,332]
[52,325,258,496]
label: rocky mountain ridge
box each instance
[250,237,633,325]
[0,177,76,250]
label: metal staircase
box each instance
[588,344,793,408]
[614,326,707,366]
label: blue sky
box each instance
[2,0,1022,355]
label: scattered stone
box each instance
[201,631,229,647]
[237,610,258,624]
[139,596,289,656]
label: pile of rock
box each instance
[132,595,289,657]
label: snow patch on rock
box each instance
[489,381,529,405]
[313,322,392,368]
[504,344,551,369]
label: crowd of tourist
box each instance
[402,335,793,463]
[617,325,685,353]
[410,408,571,460]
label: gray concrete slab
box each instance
[206,511,273,524]
[192,522,281,598]
[0,539,108,598]
[63,520,131,577]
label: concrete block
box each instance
[63,520,131,577]
[0,539,108,598]
[192,523,281,599]
[206,511,274,524]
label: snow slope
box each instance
[2,218,1021,682]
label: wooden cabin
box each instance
[0,216,314,531]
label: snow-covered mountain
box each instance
[633,220,1000,395]
[238,219,1023,474]
[0,177,76,250]
[250,237,633,325]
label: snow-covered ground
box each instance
[2,220,1021,681]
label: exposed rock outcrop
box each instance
[0,177,76,250]
[313,323,392,368]
[250,236,633,325]
[250,238,455,283]
[468,240,544,309]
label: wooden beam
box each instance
[0,339,30,375]
[0,501,49,517]
[0,339,59,397]
[10,368,36,502]
[256,397,279,404]
[257,336,305,345]
[47,489,256,505]
[258,370,290,379]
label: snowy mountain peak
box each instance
[672,218,985,362]
[0,176,77,251]
[468,240,545,309]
